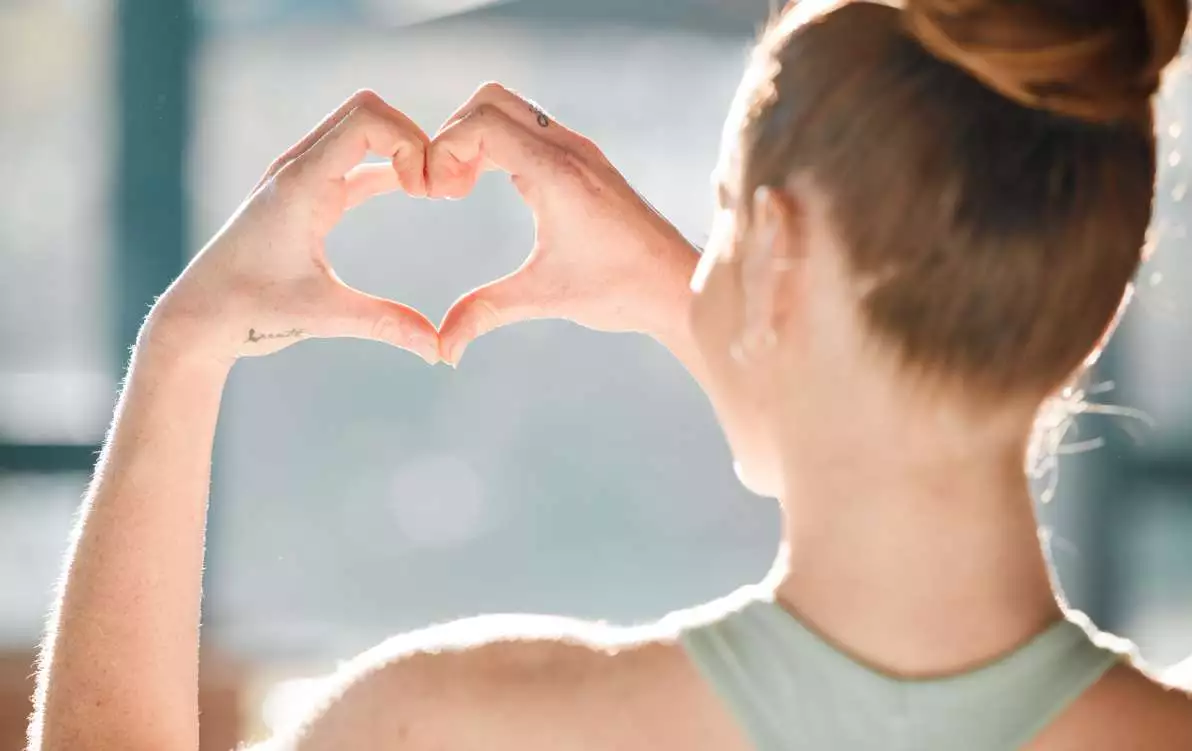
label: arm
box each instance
[29,344,226,751]
[29,90,438,751]
[426,82,711,388]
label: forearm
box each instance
[24,90,436,751]
[32,328,230,751]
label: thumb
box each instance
[438,269,543,367]
[321,283,440,365]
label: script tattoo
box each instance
[529,103,550,128]
[246,327,307,344]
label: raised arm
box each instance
[428,83,708,385]
[28,90,438,751]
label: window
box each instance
[0,0,115,646]
[0,2,116,448]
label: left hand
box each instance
[144,90,440,368]
[426,83,699,365]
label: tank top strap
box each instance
[677,589,1124,750]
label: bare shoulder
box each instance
[1027,660,1192,750]
[255,613,746,751]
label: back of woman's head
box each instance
[737,0,1188,398]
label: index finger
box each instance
[294,93,430,196]
[428,104,558,199]
[435,82,590,150]
[254,90,380,193]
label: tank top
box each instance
[676,584,1127,750]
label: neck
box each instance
[770,388,1063,678]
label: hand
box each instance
[427,83,700,365]
[144,90,440,368]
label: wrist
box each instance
[640,231,700,347]
[135,308,237,383]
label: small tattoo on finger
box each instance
[529,103,550,128]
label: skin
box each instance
[27,81,1192,751]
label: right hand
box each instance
[144,90,440,368]
[427,82,700,365]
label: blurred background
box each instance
[0,0,1189,747]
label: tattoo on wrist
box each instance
[529,103,550,128]
[246,327,307,343]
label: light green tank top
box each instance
[677,586,1126,750]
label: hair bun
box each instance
[904,0,1189,125]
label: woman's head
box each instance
[690,0,1188,497]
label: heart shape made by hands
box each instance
[336,83,696,367]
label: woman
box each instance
[29,0,1192,749]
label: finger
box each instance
[368,98,433,198]
[436,82,584,147]
[253,89,377,193]
[428,81,602,200]
[438,269,544,366]
[344,163,401,209]
[427,104,555,200]
[296,95,429,195]
[319,282,441,365]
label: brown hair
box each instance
[737,0,1188,397]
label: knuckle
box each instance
[258,157,287,185]
[350,88,382,108]
[472,102,497,120]
[477,81,508,99]
[344,105,386,134]
[271,160,304,193]
[554,148,603,194]
[545,139,575,168]
[344,102,375,124]
[396,136,426,160]
[265,154,288,173]
[573,134,605,160]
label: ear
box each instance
[738,185,803,351]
